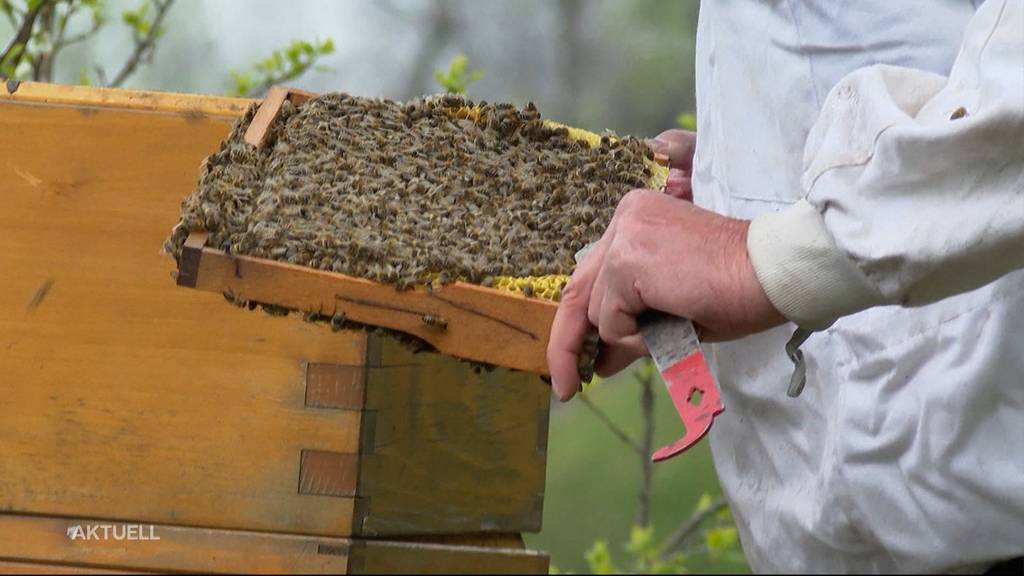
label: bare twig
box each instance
[92,64,107,86]
[637,365,656,527]
[248,61,313,98]
[108,0,175,87]
[30,1,58,81]
[1,1,22,29]
[578,394,643,455]
[658,497,729,558]
[0,0,54,72]
[40,1,103,82]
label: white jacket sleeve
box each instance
[747,0,1024,330]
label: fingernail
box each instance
[646,138,669,155]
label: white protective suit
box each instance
[693,0,1024,572]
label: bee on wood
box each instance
[420,314,449,330]
[330,312,347,332]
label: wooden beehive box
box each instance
[0,81,550,573]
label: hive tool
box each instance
[575,244,724,462]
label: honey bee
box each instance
[330,312,347,332]
[420,314,449,330]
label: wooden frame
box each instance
[178,85,559,375]
[177,231,557,375]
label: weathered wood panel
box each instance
[0,515,548,574]
[356,339,550,535]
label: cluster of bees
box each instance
[166,92,661,361]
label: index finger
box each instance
[546,236,610,401]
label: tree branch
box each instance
[578,394,643,455]
[248,60,313,98]
[637,364,656,527]
[42,0,102,82]
[108,0,174,87]
[1,1,22,29]
[658,497,729,558]
[1,0,54,73]
[30,1,57,81]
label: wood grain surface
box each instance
[0,514,547,574]
[182,235,558,375]
[0,82,551,545]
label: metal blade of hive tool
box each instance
[638,311,723,462]
[574,243,724,463]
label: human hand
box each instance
[647,129,696,201]
[547,190,785,401]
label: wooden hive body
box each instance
[0,81,550,573]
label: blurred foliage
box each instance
[120,0,159,38]
[677,112,697,131]
[433,53,482,95]
[229,37,335,97]
[0,0,331,94]
[570,0,699,136]
[528,363,749,574]
[2,0,110,80]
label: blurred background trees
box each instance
[1,1,745,572]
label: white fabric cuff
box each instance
[747,199,885,330]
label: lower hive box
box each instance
[0,81,549,573]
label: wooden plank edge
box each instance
[0,80,253,118]
[178,232,557,375]
[350,539,549,575]
[243,86,290,147]
[175,231,209,287]
[0,514,547,574]
[0,559,150,574]
[243,86,317,147]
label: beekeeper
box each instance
[548,0,1024,572]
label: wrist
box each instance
[719,218,786,335]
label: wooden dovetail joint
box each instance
[305,363,366,410]
[176,231,209,288]
[297,450,358,497]
[243,85,316,148]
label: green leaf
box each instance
[226,37,335,97]
[584,540,617,575]
[121,0,153,36]
[695,492,714,513]
[625,524,655,556]
[77,66,93,86]
[676,112,697,130]
[705,526,738,558]
[228,71,255,98]
[434,53,484,95]
[637,359,657,382]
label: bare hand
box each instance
[547,190,785,401]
